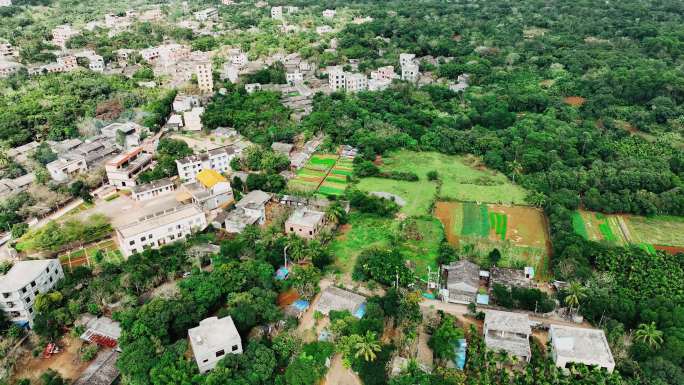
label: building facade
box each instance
[0,259,64,328]
[105,147,153,189]
[196,61,213,93]
[176,146,237,182]
[131,178,175,201]
[285,208,325,239]
[189,316,242,373]
[116,204,207,257]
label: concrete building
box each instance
[0,60,23,78]
[221,64,239,83]
[176,145,237,182]
[345,73,368,92]
[101,122,143,150]
[285,208,325,239]
[140,47,160,62]
[0,43,15,58]
[271,142,294,156]
[52,25,79,48]
[46,156,87,183]
[327,65,345,91]
[189,316,242,373]
[316,26,333,35]
[0,173,35,200]
[173,94,200,112]
[490,266,535,289]
[271,6,283,19]
[314,286,366,317]
[115,204,207,257]
[368,78,391,91]
[229,50,248,67]
[73,350,120,385]
[131,178,175,201]
[0,259,64,328]
[399,53,417,68]
[441,260,480,304]
[483,310,531,362]
[401,63,419,82]
[179,169,233,211]
[184,107,205,131]
[0,0,12,6]
[194,8,218,21]
[222,189,272,232]
[286,70,303,85]
[57,55,78,71]
[322,9,336,18]
[371,66,396,81]
[549,325,615,372]
[245,83,261,93]
[105,147,153,189]
[196,61,213,93]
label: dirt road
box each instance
[324,354,362,385]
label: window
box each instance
[215,349,225,357]
[1,293,9,299]
[203,358,209,363]
[309,231,313,235]
[30,281,36,287]
[140,236,146,242]
[231,345,239,352]
[21,287,27,294]
[49,277,53,283]
[130,240,135,245]
[290,227,294,231]
[28,307,33,313]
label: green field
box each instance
[288,153,351,197]
[376,150,528,204]
[626,215,684,247]
[357,177,437,216]
[330,213,443,278]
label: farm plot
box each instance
[288,153,351,196]
[434,201,550,278]
[376,150,529,204]
[574,211,684,253]
[59,238,124,271]
[357,177,437,216]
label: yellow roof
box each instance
[196,169,227,188]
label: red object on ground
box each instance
[88,334,118,348]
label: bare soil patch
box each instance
[434,201,460,246]
[654,245,684,255]
[12,335,89,383]
[563,96,586,106]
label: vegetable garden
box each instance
[287,153,350,197]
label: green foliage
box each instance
[138,138,193,183]
[142,89,177,132]
[245,62,287,85]
[491,283,555,313]
[354,248,414,287]
[428,314,464,361]
[16,214,111,252]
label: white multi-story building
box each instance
[316,26,333,34]
[115,204,207,257]
[221,64,239,83]
[322,9,336,18]
[140,47,160,62]
[87,54,104,72]
[286,70,303,85]
[345,72,368,92]
[0,43,15,58]
[271,6,283,19]
[0,0,12,7]
[105,147,153,189]
[371,66,396,81]
[52,25,79,48]
[327,66,345,91]
[176,145,238,182]
[189,316,242,373]
[196,61,213,93]
[180,169,233,212]
[0,61,22,78]
[401,63,419,82]
[399,53,417,68]
[0,259,64,328]
[230,51,248,67]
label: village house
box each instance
[0,43,16,58]
[271,6,283,19]
[176,145,238,182]
[196,60,213,93]
[322,9,336,18]
[0,0,12,6]
[184,107,205,131]
[345,72,368,92]
[229,50,248,67]
[245,83,262,93]
[178,169,233,212]
[316,25,334,35]
[441,260,480,304]
[220,64,239,83]
[0,259,64,328]
[100,122,144,150]
[483,309,532,362]
[285,208,326,239]
[327,65,346,91]
[189,316,243,373]
[79,315,122,351]
[46,156,87,183]
[286,70,303,85]
[314,286,366,318]
[115,204,207,257]
[401,62,419,82]
[73,350,120,385]
[131,178,175,201]
[352,16,373,24]
[194,7,218,21]
[271,142,294,156]
[105,147,153,189]
[490,266,535,289]
[173,93,200,112]
[0,60,23,78]
[0,173,35,201]
[139,7,163,21]
[46,138,117,182]
[52,24,79,48]
[221,189,271,233]
[549,325,615,372]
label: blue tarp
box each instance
[275,266,289,280]
[422,292,436,299]
[354,302,367,319]
[453,339,467,370]
[318,330,331,341]
[293,299,310,311]
[476,293,490,305]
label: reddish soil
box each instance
[373,155,383,166]
[563,96,586,106]
[12,335,89,383]
[299,176,324,183]
[654,245,684,255]
[434,201,460,246]
[490,205,549,249]
[277,289,300,307]
[336,224,352,241]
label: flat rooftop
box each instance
[188,316,241,356]
[116,204,204,238]
[0,259,56,292]
[550,325,615,368]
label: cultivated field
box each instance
[376,150,529,204]
[59,238,124,271]
[435,201,550,277]
[573,211,684,253]
[288,153,350,196]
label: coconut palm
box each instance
[354,331,382,362]
[565,281,587,315]
[325,202,346,224]
[634,322,664,349]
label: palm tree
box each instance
[508,160,523,184]
[565,281,586,314]
[354,331,381,362]
[634,322,664,349]
[325,202,346,225]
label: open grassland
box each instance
[357,177,437,216]
[378,150,528,204]
[330,213,443,278]
[434,201,550,279]
[626,215,684,247]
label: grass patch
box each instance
[625,215,684,246]
[104,194,120,202]
[318,185,345,196]
[357,177,437,216]
[572,212,588,239]
[377,150,528,204]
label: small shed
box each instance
[314,286,366,318]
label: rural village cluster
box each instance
[0,1,680,385]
